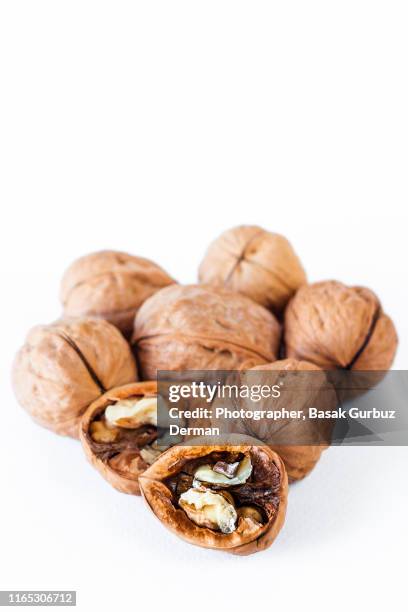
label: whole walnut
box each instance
[132,284,281,379]
[198,225,306,314]
[284,281,398,371]
[12,318,137,438]
[60,250,175,337]
[236,359,337,481]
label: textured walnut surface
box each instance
[139,435,288,555]
[284,281,398,370]
[60,250,175,335]
[198,225,306,313]
[241,359,337,481]
[12,318,137,437]
[132,284,281,379]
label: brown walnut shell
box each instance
[198,225,307,314]
[60,250,175,336]
[239,359,337,481]
[12,318,137,438]
[139,435,288,555]
[132,284,281,379]
[80,381,158,495]
[284,281,398,371]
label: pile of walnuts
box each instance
[12,225,398,555]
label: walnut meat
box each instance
[132,284,281,379]
[138,436,288,555]
[284,281,398,370]
[198,225,306,314]
[237,359,337,481]
[60,250,175,336]
[12,318,137,438]
[80,381,161,495]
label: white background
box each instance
[1,2,407,611]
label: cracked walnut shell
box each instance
[198,225,307,314]
[60,250,175,336]
[132,284,281,379]
[80,381,160,495]
[284,281,398,370]
[139,435,288,555]
[12,318,137,438]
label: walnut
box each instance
[179,488,238,534]
[193,456,252,487]
[80,381,159,495]
[198,225,306,314]
[138,435,288,555]
[132,284,281,379]
[60,250,175,337]
[235,359,337,481]
[12,318,137,438]
[237,505,263,524]
[284,281,398,371]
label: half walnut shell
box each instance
[12,318,137,438]
[60,250,176,337]
[139,435,288,555]
[80,381,164,495]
